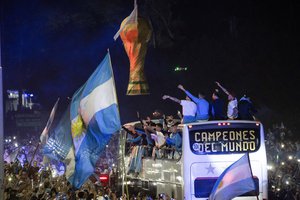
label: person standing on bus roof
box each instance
[178,84,210,121]
[210,89,226,120]
[215,81,238,120]
[238,95,257,120]
[162,95,197,123]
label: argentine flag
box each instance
[69,51,121,188]
[209,153,256,200]
[42,106,76,180]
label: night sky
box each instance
[1,0,300,131]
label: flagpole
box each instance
[106,49,130,199]
[107,49,121,124]
[29,142,40,167]
[247,153,259,200]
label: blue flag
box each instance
[42,105,76,179]
[69,51,121,188]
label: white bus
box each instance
[182,120,268,200]
[118,120,268,200]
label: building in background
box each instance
[4,89,45,139]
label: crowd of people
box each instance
[3,121,300,199]
[2,82,300,199]
[265,123,300,200]
[3,134,122,200]
[124,117,182,177]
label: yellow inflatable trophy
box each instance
[120,17,152,95]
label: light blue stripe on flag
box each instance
[70,52,121,188]
[209,153,256,200]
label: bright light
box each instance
[13,136,16,140]
[176,176,183,182]
[99,176,108,180]
[14,143,18,147]
[52,171,57,178]
[288,155,293,160]
[281,162,285,166]
[267,165,273,170]
[106,145,108,148]
[152,163,162,168]
[8,177,12,182]
[174,66,188,72]
[281,144,285,148]
[297,159,300,163]
[112,164,115,167]
[286,181,289,185]
[5,139,8,143]
[277,188,280,191]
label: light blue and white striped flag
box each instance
[69,51,121,188]
[209,153,256,200]
[42,106,76,179]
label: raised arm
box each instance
[162,95,181,104]
[178,84,199,103]
[215,81,230,96]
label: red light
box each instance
[100,176,108,180]
[222,123,226,125]
[188,125,193,129]
[99,174,109,186]
[218,123,221,126]
[256,123,259,126]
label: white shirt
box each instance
[227,98,238,119]
[155,131,165,146]
[180,100,197,116]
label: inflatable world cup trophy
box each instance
[120,17,152,95]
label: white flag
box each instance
[113,3,138,41]
[40,98,60,144]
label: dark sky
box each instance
[1,0,300,131]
